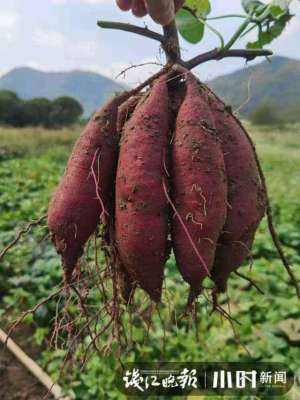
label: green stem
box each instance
[198,16,225,49]
[254,4,272,23]
[222,17,251,51]
[183,6,225,49]
[240,23,257,39]
[206,14,247,20]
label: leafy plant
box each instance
[175,0,293,50]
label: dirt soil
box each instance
[0,326,54,400]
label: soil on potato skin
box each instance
[0,325,54,400]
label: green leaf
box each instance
[271,0,292,10]
[270,0,291,17]
[242,0,264,14]
[176,8,205,44]
[34,327,48,346]
[270,6,285,17]
[184,0,211,18]
[247,13,292,49]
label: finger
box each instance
[174,0,185,12]
[145,0,175,26]
[116,0,133,11]
[132,0,147,17]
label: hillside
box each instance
[1,57,300,120]
[208,56,300,120]
[0,67,127,117]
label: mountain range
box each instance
[209,56,300,120]
[0,68,127,117]
[0,56,299,120]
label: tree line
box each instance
[0,90,83,128]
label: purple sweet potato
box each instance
[116,94,143,303]
[48,92,129,283]
[117,94,141,134]
[115,75,170,302]
[208,90,266,292]
[171,70,227,301]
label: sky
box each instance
[0,0,299,87]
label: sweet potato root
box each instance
[208,91,266,292]
[171,71,227,301]
[117,94,141,134]
[116,94,142,303]
[115,75,170,302]
[48,92,129,283]
[116,263,136,303]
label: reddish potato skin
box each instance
[208,91,266,292]
[116,94,142,303]
[115,75,170,302]
[117,95,141,134]
[48,92,129,283]
[171,72,227,300]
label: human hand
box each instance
[116,0,184,26]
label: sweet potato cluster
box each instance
[47,69,266,304]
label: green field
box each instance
[0,124,299,399]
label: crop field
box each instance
[0,123,299,399]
